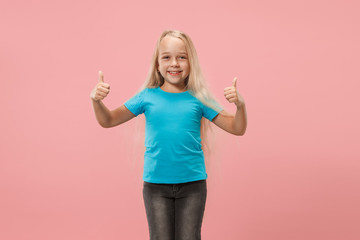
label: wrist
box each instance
[90,96,101,103]
[235,100,244,109]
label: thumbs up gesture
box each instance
[90,71,110,101]
[224,77,245,108]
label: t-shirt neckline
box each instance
[157,86,189,94]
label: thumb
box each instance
[98,70,104,83]
[232,77,237,88]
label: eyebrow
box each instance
[160,51,188,55]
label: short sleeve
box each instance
[124,89,146,116]
[202,100,223,121]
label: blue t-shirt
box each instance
[124,86,222,184]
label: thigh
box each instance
[175,180,207,240]
[143,181,175,240]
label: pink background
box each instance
[1,0,359,239]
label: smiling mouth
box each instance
[168,71,182,76]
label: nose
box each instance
[171,58,179,67]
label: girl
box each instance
[90,29,247,240]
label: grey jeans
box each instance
[143,179,207,240]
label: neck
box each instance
[160,83,187,93]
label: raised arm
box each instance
[212,77,247,136]
[90,71,136,128]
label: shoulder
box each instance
[132,87,152,98]
[130,87,160,103]
[141,87,160,99]
[144,87,158,94]
[189,92,223,112]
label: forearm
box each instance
[91,98,112,127]
[233,102,247,135]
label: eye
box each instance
[162,56,169,59]
[179,56,187,59]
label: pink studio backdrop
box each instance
[1,0,359,239]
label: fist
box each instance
[224,77,244,108]
[90,71,110,101]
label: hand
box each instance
[224,77,245,108]
[90,71,110,101]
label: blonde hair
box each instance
[130,29,223,178]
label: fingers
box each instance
[224,77,238,92]
[97,71,110,90]
[223,76,239,104]
[227,97,238,103]
[96,84,110,99]
[233,77,237,88]
[224,87,236,95]
[98,85,110,94]
[90,70,110,101]
[99,70,104,83]
[224,92,237,98]
[98,70,110,88]
[96,91,107,98]
[94,85,110,100]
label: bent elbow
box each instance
[234,129,246,136]
[99,121,111,128]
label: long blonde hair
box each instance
[129,29,223,180]
[138,29,222,150]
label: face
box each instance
[157,36,190,89]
